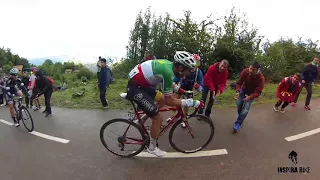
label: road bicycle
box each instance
[100,90,215,157]
[13,95,34,132]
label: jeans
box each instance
[99,87,108,107]
[235,90,253,125]
[44,88,53,113]
[199,86,216,116]
[294,83,312,106]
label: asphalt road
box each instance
[0,99,319,180]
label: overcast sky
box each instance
[0,0,318,63]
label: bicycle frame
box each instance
[123,99,198,145]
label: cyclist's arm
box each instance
[17,79,28,96]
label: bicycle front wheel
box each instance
[169,114,215,153]
[20,106,34,132]
[100,118,148,157]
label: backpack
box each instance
[47,76,54,85]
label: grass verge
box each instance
[38,78,320,110]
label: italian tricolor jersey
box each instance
[128,59,174,96]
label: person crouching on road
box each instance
[167,53,204,128]
[274,73,301,113]
[198,59,229,117]
[233,61,265,133]
[35,71,53,117]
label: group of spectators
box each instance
[130,50,319,133]
[0,67,54,120]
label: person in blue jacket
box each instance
[166,54,204,128]
[98,58,112,108]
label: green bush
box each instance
[76,67,93,80]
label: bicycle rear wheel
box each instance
[169,114,215,153]
[20,106,34,132]
[100,118,148,157]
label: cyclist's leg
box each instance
[126,83,166,157]
[6,93,19,126]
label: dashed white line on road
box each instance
[0,119,70,144]
[0,119,14,126]
[136,149,228,158]
[285,128,320,142]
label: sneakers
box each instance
[233,123,241,132]
[147,147,167,157]
[304,106,311,110]
[13,119,20,127]
[33,106,41,111]
[291,103,296,107]
[274,106,285,113]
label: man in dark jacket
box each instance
[233,61,265,133]
[292,56,319,110]
[98,58,112,108]
[35,71,54,117]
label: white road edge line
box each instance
[285,128,320,142]
[136,149,228,158]
[0,119,70,144]
[29,131,70,144]
[0,119,14,126]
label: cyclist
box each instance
[167,53,204,128]
[5,68,28,127]
[125,51,204,157]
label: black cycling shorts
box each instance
[126,80,159,118]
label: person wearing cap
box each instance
[29,67,41,110]
[233,62,265,132]
[98,58,112,108]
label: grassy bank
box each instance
[39,78,320,110]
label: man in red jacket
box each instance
[234,62,265,132]
[198,59,229,117]
[274,73,301,113]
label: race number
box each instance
[128,65,139,79]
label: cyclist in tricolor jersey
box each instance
[125,51,204,157]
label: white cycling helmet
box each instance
[9,68,19,75]
[174,51,197,69]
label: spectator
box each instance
[98,58,112,108]
[292,56,319,110]
[274,73,301,113]
[199,59,229,117]
[29,67,41,110]
[140,51,156,64]
[35,71,54,117]
[234,61,265,133]
[22,71,32,108]
[0,77,4,105]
